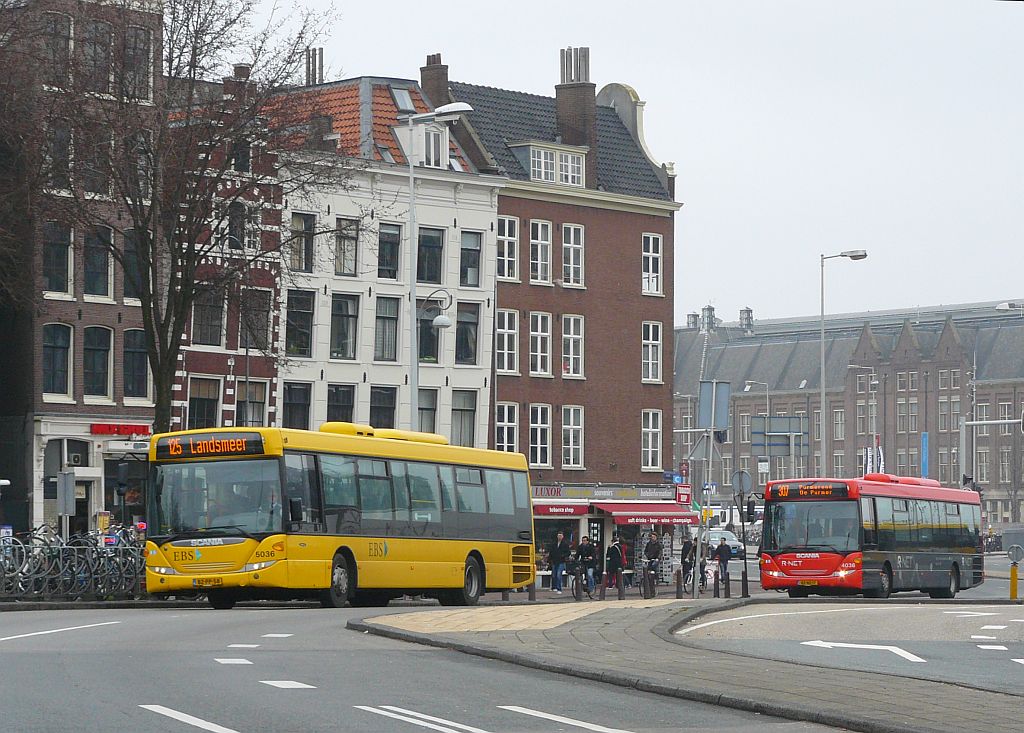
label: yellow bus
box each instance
[144,423,535,609]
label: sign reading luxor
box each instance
[154,432,264,460]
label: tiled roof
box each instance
[449,81,671,201]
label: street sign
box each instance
[1009,545,1024,564]
[672,474,683,484]
[676,485,691,505]
[697,381,732,430]
[751,415,810,456]
[758,460,770,474]
[703,482,717,494]
[663,471,674,482]
[731,470,753,500]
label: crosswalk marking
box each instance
[977,645,1009,651]
[981,625,1008,630]
[1012,659,1024,665]
[140,705,239,733]
[214,658,252,665]
[228,644,260,648]
[261,633,293,638]
[260,680,315,689]
[972,635,997,640]
[498,705,635,733]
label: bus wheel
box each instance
[440,556,483,606]
[929,566,959,599]
[320,554,352,608]
[208,591,236,610]
[877,567,892,599]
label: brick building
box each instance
[674,301,1024,531]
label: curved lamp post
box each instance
[411,288,454,431]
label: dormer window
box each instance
[528,146,585,186]
[424,127,444,168]
[559,152,583,186]
[530,148,555,182]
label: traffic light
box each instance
[679,460,690,478]
[746,496,757,522]
[962,474,973,488]
[713,430,728,444]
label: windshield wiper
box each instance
[202,525,255,539]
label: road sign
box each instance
[801,640,926,663]
[672,474,683,484]
[676,484,692,505]
[731,470,753,500]
[751,415,810,457]
[703,482,717,494]
[663,471,674,482]
[1009,545,1024,564]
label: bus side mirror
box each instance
[289,497,303,522]
[746,497,756,523]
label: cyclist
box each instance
[642,531,662,596]
[576,535,597,593]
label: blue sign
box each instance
[673,474,683,484]
[921,432,929,478]
[663,471,674,482]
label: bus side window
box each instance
[916,500,932,548]
[512,472,529,510]
[391,461,411,522]
[875,497,894,551]
[484,470,515,515]
[357,459,393,521]
[438,465,457,512]
[284,453,322,526]
[860,497,877,548]
[405,462,440,522]
[455,467,486,513]
[321,455,357,507]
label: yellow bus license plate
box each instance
[193,577,223,587]
[797,580,819,586]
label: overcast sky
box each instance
[300,0,1024,324]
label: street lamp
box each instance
[849,364,879,474]
[411,288,454,431]
[820,250,868,473]
[405,102,473,431]
[743,380,770,418]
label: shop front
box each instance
[532,484,698,588]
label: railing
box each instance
[0,524,145,601]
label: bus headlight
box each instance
[150,566,177,575]
[243,560,277,572]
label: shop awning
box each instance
[534,504,589,516]
[591,502,699,525]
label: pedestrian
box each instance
[643,531,662,575]
[547,531,571,594]
[711,536,731,582]
[576,534,597,592]
[605,533,624,589]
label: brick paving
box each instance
[351,596,1024,733]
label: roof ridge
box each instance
[451,80,555,103]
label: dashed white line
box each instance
[357,706,492,733]
[981,625,1008,630]
[355,706,473,733]
[228,644,260,648]
[0,621,121,643]
[261,633,293,638]
[380,706,491,733]
[943,611,1001,617]
[972,635,997,640]
[977,645,1009,651]
[140,705,239,732]
[214,658,252,665]
[260,680,315,689]
[1012,659,1024,665]
[498,705,634,732]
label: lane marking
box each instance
[228,644,260,648]
[260,680,316,689]
[261,633,293,638]
[0,621,121,643]
[801,640,926,663]
[498,705,634,732]
[677,606,912,635]
[140,705,239,733]
[981,625,1008,630]
[943,611,1001,617]
[379,706,491,733]
[1012,659,1024,665]
[977,645,1009,650]
[355,706,475,733]
[214,658,252,665]
[972,635,997,640]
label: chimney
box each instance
[420,53,450,107]
[686,312,700,330]
[739,307,754,334]
[701,305,716,334]
[555,47,597,188]
[304,48,324,86]
[233,64,251,81]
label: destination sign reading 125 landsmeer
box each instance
[772,482,849,500]
[154,432,264,460]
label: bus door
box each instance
[283,453,323,533]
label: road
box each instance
[0,607,838,733]
[677,601,1024,694]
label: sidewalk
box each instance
[349,596,1024,733]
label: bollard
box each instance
[501,589,510,601]
[1012,562,1019,601]
[675,568,683,599]
[599,572,607,601]
[617,571,625,600]
[723,570,731,598]
[741,566,749,598]
[713,569,720,598]
[528,580,536,602]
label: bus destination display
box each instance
[772,482,849,500]
[155,432,264,460]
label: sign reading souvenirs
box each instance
[769,482,849,500]
[154,432,264,460]
[531,484,675,501]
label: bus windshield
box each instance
[763,500,859,554]
[150,458,283,538]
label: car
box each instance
[706,529,745,559]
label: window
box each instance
[1000,446,1012,484]
[562,406,584,469]
[740,414,751,443]
[45,121,71,189]
[1000,402,1013,435]
[192,289,224,346]
[370,386,397,429]
[417,299,442,363]
[642,321,662,382]
[642,234,662,294]
[833,451,844,477]
[951,369,960,389]
[530,148,555,182]
[81,126,111,195]
[977,447,990,484]
[285,290,314,357]
[722,455,733,485]
[282,383,311,429]
[856,374,867,394]
[123,230,143,300]
[236,381,266,427]
[229,137,250,173]
[289,213,315,272]
[455,303,479,365]
[833,408,845,441]
[423,128,444,168]
[562,315,584,377]
[123,329,148,399]
[373,297,399,361]
[813,409,821,441]
[496,217,518,280]
[42,13,71,87]
[939,370,950,390]
[330,294,359,360]
[951,397,961,431]
[417,389,438,433]
[121,26,152,100]
[908,371,918,391]
[562,224,584,286]
[335,218,359,276]
[896,372,908,392]
[641,409,662,470]
[939,398,950,431]
[82,20,112,94]
[460,231,481,287]
[939,449,950,484]
[42,324,71,395]
[495,310,518,373]
[377,224,400,279]
[897,400,908,433]
[327,384,355,423]
[558,152,583,186]
[84,227,112,297]
[868,402,878,435]
[220,201,256,249]
[126,130,153,201]
[43,222,71,293]
[908,398,918,433]
[239,289,271,351]
[856,402,867,435]
[495,403,518,453]
[451,390,477,447]
[529,221,551,283]
[977,403,990,436]
[187,378,220,429]
[529,312,551,375]
[417,227,443,284]
[529,404,551,467]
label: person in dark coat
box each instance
[576,535,597,592]
[547,531,571,593]
[710,536,732,581]
[605,534,624,589]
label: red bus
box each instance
[760,473,983,599]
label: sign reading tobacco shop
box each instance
[154,432,264,460]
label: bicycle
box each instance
[681,560,708,594]
[566,556,592,601]
[639,558,659,599]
